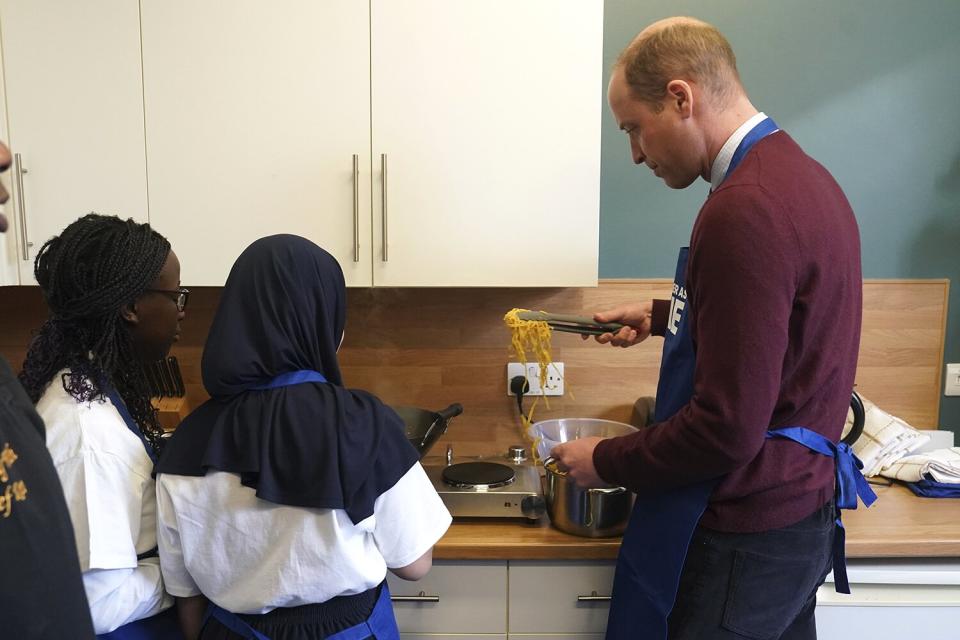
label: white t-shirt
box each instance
[156,462,452,614]
[38,372,172,634]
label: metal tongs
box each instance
[516,311,625,336]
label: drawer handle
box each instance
[391,590,439,603]
[577,590,611,602]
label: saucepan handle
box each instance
[435,403,463,422]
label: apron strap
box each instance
[766,427,878,593]
[248,370,328,391]
[203,604,271,640]
[102,384,158,465]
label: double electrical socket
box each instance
[506,362,564,397]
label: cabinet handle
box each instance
[391,590,439,603]
[352,154,360,263]
[577,590,611,602]
[13,153,32,261]
[380,153,388,262]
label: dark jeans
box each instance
[667,500,835,640]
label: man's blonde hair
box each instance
[617,18,742,111]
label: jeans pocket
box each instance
[720,548,823,640]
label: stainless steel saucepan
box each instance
[543,457,634,537]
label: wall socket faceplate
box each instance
[507,362,564,396]
[946,363,960,396]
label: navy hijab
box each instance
[155,234,418,524]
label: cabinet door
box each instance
[371,0,602,286]
[387,560,507,634]
[141,0,371,286]
[403,636,505,640]
[508,561,616,634]
[816,583,960,640]
[0,0,148,285]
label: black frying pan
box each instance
[391,403,463,458]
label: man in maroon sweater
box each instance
[552,17,864,640]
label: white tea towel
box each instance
[880,447,960,484]
[843,394,930,477]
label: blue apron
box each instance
[604,118,876,640]
[201,370,401,640]
[99,386,183,640]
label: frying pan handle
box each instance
[436,403,463,421]
[842,391,865,446]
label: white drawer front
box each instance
[508,635,605,639]
[388,561,507,634]
[402,636,506,640]
[816,583,960,640]
[508,561,616,634]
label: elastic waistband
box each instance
[237,584,379,627]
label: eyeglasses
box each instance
[146,287,190,312]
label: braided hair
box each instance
[19,214,172,454]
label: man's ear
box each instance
[121,301,139,325]
[666,80,693,118]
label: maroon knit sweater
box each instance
[593,131,862,533]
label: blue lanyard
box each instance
[765,426,877,593]
[722,117,779,183]
[248,370,328,390]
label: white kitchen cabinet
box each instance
[508,561,616,635]
[387,560,507,634]
[816,559,960,640]
[140,1,601,286]
[0,42,16,286]
[369,0,601,286]
[0,0,149,285]
[140,0,372,286]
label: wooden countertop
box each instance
[434,484,960,560]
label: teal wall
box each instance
[599,1,960,432]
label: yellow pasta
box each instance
[503,308,564,462]
[503,308,553,388]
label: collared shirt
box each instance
[37,371,172,633]
[709,111,769,190]
[156,464,452,613]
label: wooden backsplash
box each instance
[0,279,948,458]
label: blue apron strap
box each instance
[361,581,401,640]
[725,117,779,179]
[103,384,158,465]
[766,427,877,593]
[326,582,400,640]
[203,603,271,640]
[248,370,328,391]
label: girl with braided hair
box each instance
[20,213,187,639]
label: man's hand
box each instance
[584,301,653,348]
[549,436,606,488]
